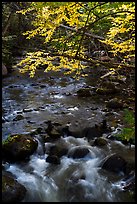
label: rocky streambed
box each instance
[2,65,135,202]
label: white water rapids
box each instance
[5,135,131,202]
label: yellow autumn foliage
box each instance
[101,2,135,61]
[16,2,135,77]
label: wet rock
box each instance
[44,135,54,143]
[82,125,102,140]
[2,116,6,123]
[46,155,60,165]
[125,161,135,175]
[8,85,14,88]
[45,121,62,139]
[101,81,118,89]
[27,120,35,124]
[96,81,119,95]
[13,114,24,121]
[30,127,45,137]
[47,144,68,158]
[62,120,111,141]
[93,137,108,146]
[30,83,37,86]
[84,120,111,141]
[77,88,92,97]
[2,171,26,202]
[96,87,117,95]
[120,171,135,191]
[68,146,90,159]
[61,126,82,138]
[106,98,124,109]
[102,154,127,174]
[2,161,10,170]
[16,110,23,114]
[40,84,47,88]
[2,63,8,76]
[23,108,34,112]
[2,134,38,162]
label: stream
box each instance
[2,66,135,202]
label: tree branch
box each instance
[75,7,92,57]
[2,12,14,37]
[49,52,135,69]
[59,24,105,40]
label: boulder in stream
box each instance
[45,120,62,139]
[2,134,38,162]
[46,144,68,158]
[46,155,60,165]
[101,154,127,174]
[93,137,108,146]
[61,119,111,141]
[83,119,111,141]
[2,171,26,202]
[68,146,90,159]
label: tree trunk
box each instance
[2,12,14,37]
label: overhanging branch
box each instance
[59,24,105,40]
[49,52,135,69]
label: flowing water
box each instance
[2,67,135,202]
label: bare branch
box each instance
[59,24,105,40]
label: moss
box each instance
[2,135,19,145]
[2,175,15,192]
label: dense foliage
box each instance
[13,2,135,77]
[116,109,135,144]
[2,2,33,67]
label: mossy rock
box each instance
[93,137,108,146]
[2,134,38,161]
[2,171,26,202]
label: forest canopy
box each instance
[3,2,135,77]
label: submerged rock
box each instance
[2,171,26,202]
[2,134,38,162]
